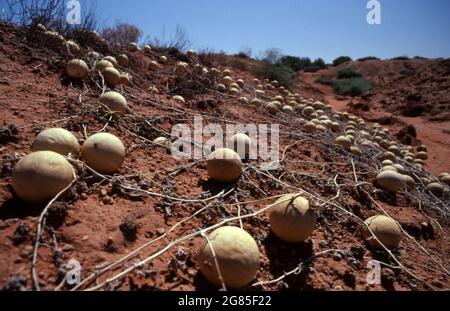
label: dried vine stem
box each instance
[252,249,346,287]
[82,195,298,291]
[31,174,77,291]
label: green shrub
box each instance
[332,56,352,66]
[332,77,372,96]
[254,61,295,89]
[303,66,321,73]
[337,67,362,79]
[312,58,327,69]
[314,75,333,85]
[253,48,295,89]
[357,56,380,62]
[279,56,311,72]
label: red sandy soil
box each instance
[0,23,449,291]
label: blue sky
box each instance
[3,0,450,62]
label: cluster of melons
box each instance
[89,56,131,87]
[175,61,189,74]
[44,30,65,45]
[35,24,46,32]
[12,128,126,202]
[63,40,81,55]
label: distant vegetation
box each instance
[357,56,380,62]
[144,25,192,51]
[252,49,331,89]
[332,77,372,97]
[391,56,410,61]
[253,48,296,89]
[316,67,372,97]
[303,58,327,73]
[101,21,142,46]
[2,0,98,37]
[332,56,352,66]
[336,67,362,79]
[279,56,311,72]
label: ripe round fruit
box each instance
[382,160,394,167]
[64,40,80,55]
[381,165,398,172]
[129,42,138,52]
[32,128,80,157]
[282,105,294,115]
[120,73,133,86]
[228,133,251,159]
[197,226,260,288]
[117,54,129,67]
[416,151,428,160]
[427,182,444,197]
[223,76,233,86]
[143,45,151,53]
[66,59,89,80]
[95,59,114,72]
[439,173,450,186]
[403,175,416,190]
[393,164,406,175]
[250,98,263,106]
[101,67,121,86]
[186,49,198,58]
[302,106,315,116]
[153,137,171,147]
[375,170,405,192]
[99,91,129,115]
[175,61,189,74]
[102,56,118,67]
[236,79,245,87]
[12,151,75,203]
[265,102,279,114]
[238,97,249,104]
[172,95,185,103]
[335,135,352,150]
[304,121,316,133]
[361,215,402,250]
[206,148,242,182]
[229,88,240,96]
[382,151,396,162]
[269,194,316,243]
[81,133,125,174]
[417,144,427,152]
[148,60,159,70]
